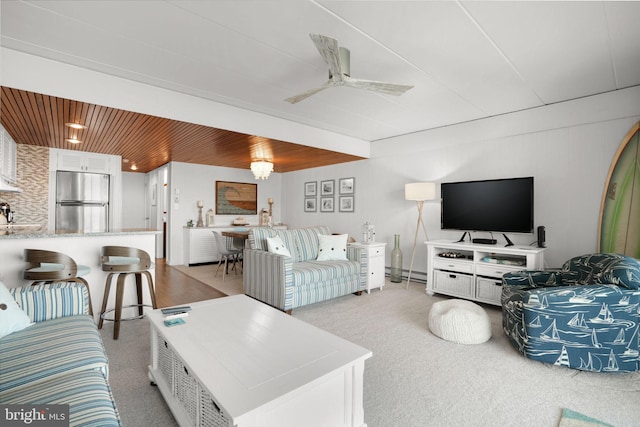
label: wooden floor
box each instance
[154,258,226,307]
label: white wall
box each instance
[121,172,147,228]
[282,86,640,278]
[166,161,282,265]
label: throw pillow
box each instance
[317,234,348,261]
[0,282,33,339]
[266,235,292,257]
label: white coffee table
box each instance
[147,295,372,427]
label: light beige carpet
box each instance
[172,263,243,296]
[102,280,639,427]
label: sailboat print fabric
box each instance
[501,253,640,372]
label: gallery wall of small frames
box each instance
[304,177,355,213]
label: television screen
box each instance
[441,177,534,233]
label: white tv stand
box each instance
[425,240,546,306]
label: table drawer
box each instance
[475,263,522,279]
[433,259,474,274]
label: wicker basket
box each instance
[157,333,174,392]
[199,387,231,427]
[174,357,199,424]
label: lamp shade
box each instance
[405,182,436,201]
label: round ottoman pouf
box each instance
[428,299,492,344]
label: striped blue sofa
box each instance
[243,226,367,313]
[0,281,122,426]
[501,253,640,373]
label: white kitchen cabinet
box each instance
[184,227,220,265]
[0,125,17,183]
[51,148,118,173]
[426,240,546,306]
[350,242,386,293]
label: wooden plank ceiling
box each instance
[0,86,365,173]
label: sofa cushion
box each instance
[267,235,292,257]
[0,315,108,394]
[10,282,90,322]
[291,260,360,285]
[0,282,33,339]
[274,229,299,260]
[248,227,277,250]
[317,234,348,261]
[0,369,122,426]
[293,226,331,261]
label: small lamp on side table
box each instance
[405,182,436,288]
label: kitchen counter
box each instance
[0,226,159,239]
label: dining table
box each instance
[221,229,250,240]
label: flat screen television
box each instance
[441,177,534,234]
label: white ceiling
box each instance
[2,1,639,144]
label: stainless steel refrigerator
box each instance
[56,171,110,232]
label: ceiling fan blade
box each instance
[284,81,333,104]
[343,76,413,96]
[309,33,344,83]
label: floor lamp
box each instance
[405,182,436,289]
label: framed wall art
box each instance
[304,198,317,212]
[339,196,355,212]
[215,181,257,215]
[320,197,334,212]
[339,177,355,195]
[304,181,317,197]
[320,179,335,196]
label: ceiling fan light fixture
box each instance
[251,160,273,180]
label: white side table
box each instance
[350,242,386,293]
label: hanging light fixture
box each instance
[250,160,273,180]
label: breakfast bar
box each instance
[0,227,160,322]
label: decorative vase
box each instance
[390,234,403,283]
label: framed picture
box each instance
[339,177,355,195]
[304,181,317,197]
[320,197,334,212]
[339,196,355,212]
[320,179,335,196]
[304,198,317,212]
[215,181,257,215]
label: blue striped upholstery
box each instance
[248,227,277,250]
[1,369,122,427]
[272,229,299,261]
[294,226,330,261]
[10,282,89,322]
[244,226,366,311]
[292,260,361,283]
[0,315,108,394]
[0,282,121,426]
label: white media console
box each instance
[425,240,546,306]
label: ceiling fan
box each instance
[285,34,414,104]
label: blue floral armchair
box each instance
[501,253,640,372]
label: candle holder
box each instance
[196,201,204,227]
[268,199,273,217]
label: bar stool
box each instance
[23,249,93,315]
[213,231,242,281]
[98,246,157,339]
